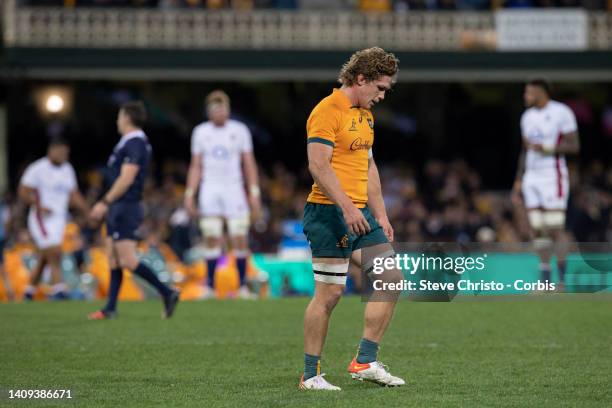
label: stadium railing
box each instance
[4,0,612,50]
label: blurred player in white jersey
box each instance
[184,90,261,299]
[512,79,580,291]
[19,138,88,300]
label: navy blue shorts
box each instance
[106,202,143,241]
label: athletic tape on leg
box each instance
[228,217,250,236]
[312,262,349,285]
[543,211,565,229]
[200,217,223,238]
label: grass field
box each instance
[1,297,612,407]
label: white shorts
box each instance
[522,169,569,211]
[198,183,249,219]
[27,212,66,249]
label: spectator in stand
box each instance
[359,0,392,11]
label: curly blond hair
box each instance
[338,47,399,86]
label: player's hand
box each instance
[35,206,52,217]
[249,195,262,221]
[527,142,545,153]
[377,216,394,242]
[342,204,370,236]
[184,196,198,219]
[89,201,108,225]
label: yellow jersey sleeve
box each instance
[306,103,340,148]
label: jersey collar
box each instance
[117,129,146,149]
[332,88,355,110]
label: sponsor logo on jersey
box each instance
[211,145,230,159]
[349,137,372,151]
[349,119,358,131]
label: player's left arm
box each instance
[242,151,261,218]
[102,163,139,204]
[90,163,139,223]
[367,153,393,242]
[553,131,580,155]
[531,107,580,155]
[240,125,261,219]
[67,166,89,215]
[69,190,89,215]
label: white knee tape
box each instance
[200,217,223,238]
[202,246,222,260]
[528,210,544,230]
[227,217,250,237]
[543,211,565,229]
[312,262,349,285]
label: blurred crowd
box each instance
[258,158,612,246]
[19,0,612,11]
[0,155,609,301]
[2,157,609,261]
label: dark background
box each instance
[5,79,611,190]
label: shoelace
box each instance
[313,374,330,387]
[374,361,394,381]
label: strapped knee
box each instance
[312,262,349,285]
[227,216,250,237]
[200,217,223,239]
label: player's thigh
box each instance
[541,209,567,234]
[227,215,249,250]
[527,205,566,234]
[355,241,401,288]
[112,239,139,270]
[198,184,224,217]
[353,207,393,262]
[311,257,349,302]
[540,175,569,214]
[303,203,352,259]
[28,214,65,250]
[199,216,224,243]
[352,243,394,267]
[222,186,250,239]
[521,175,544,210]
[107,202,143,242]
[311,256,350,286]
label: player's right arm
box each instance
[17,185,37,208]
[18,164,50,215]
[512,114,528,206]
[307,143,370,236]
[512,141,527,206]
[67,165,89,215]
[184,127,203,218]
[307,105,370,235]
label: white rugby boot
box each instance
[299,374,341,391]
[348,358,405,387]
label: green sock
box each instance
[304,354,320,380]
[356,338,379,364]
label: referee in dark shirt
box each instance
[88,101,179,320]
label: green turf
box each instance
[1,297,612,407]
